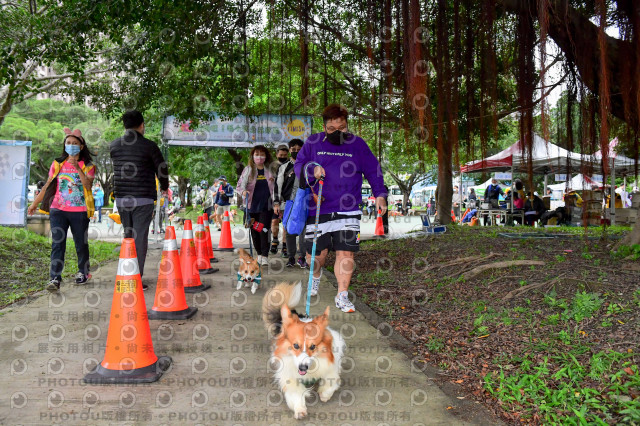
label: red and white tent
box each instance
[461,133,586,174]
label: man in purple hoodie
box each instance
[295,104,387,313]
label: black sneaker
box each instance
[281,244,288,258]
[74,272,92,285]
[46,278,61,292]
[142,283,149,291]
[297,257,308,269]
[270,241,278,254]
[286,258,295,267]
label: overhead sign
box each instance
[555,174,567,182]
[0,140,31,227]
[592,174,603,183]
[494,172,512,180]
[163,114,313,148]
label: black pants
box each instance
[249,211,273,257]
[118,203,155,276]
[49,209,90,280]
[285,225,306,259]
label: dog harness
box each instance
[237,271,261,285]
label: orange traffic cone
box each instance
[84,238,171,384]
[374,209,384,236]
[218,210,234,251]
[148,226,198,320]
[180,220,211,293]
[195,216,218,274]
[202,213,218,263]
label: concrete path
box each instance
[0,223,498,425]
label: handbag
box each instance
[39,161,64,213]
[283,187,311,236]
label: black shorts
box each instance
[305,213,361,255]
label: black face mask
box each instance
[325,130,349,145]
[278,157,288,164]
[290,151,298,160]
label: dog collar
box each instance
[237,272,261,283]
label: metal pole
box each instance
[610,158,616,226]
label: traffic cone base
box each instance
[148,306,197,320]
[184,283,212,293]
[211,257,219,263]
[84,356,172,384]
[198,267,219,274]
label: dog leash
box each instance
[304,161,324,317]
[244,193,253,257]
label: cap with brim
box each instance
[218,175,227,181]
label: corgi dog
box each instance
[235,248,261,294]
[262,282,346,419]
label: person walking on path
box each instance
[237,145,276,266]
[273,139,308,268]
[270,145,290,255]
[110,110,169,290]
[294,104,387,313]
[213,176,234,231]
[28,128,96,291]
[92,182,104,223]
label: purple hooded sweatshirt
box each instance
[294,132,387,216]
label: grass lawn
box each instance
[348,225,640,424]
[0,226,120,308]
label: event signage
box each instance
[0,140,31,226]
[555,174,567,182]
[592,174,603,183]
[163,114,313,148]
[494,172,512,180]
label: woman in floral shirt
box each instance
[29,128,96,291]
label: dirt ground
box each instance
[341,227,640,424]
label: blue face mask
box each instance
[65,144,81,156]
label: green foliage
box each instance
[613,244,640,260]
[0,226,119,307]
[569,292,604,322]
[484,351,640,424]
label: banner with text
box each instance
[163,114,313,148]
[0,140,31,226]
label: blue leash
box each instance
[305,162,324,317]
[244,194,253,257]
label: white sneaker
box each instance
[310,278,320,296]
[335,291,355,313]
[260,256,269,266]
[257,255,263,264]
[310,269,322,296]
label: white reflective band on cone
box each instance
[117,258,140,276]
[195,224,204,231]
[163,238,179,251]
[183,229,194,239]
[223,215,229,222]
[203,219,209,226]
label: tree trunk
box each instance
[436,137,453,224]
[227,148,245,180]
[498,0,639,129]
[617,219,640,247]
[178,176,189,206]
